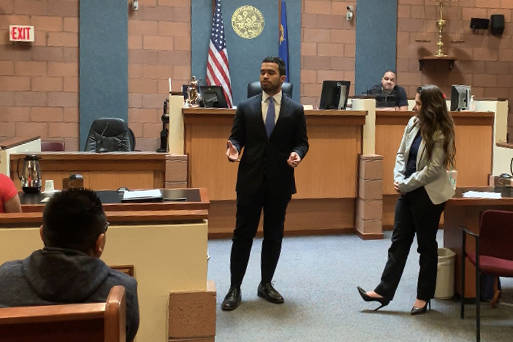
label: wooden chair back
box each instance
[0,285,126,342]
[41,140,65,151]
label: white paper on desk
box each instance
[462,191,502,199]
[122,189,162,200]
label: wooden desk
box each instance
[376,111,494,227]
[7,188,209,224]
[0,188,209,342]
[183,107,366,236]
[9,152,168,191]
[443,187,513,298]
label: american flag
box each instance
[206,0,233,108]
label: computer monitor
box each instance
[319,80,351,110]
[450,85,471,111]
[199,85,229,108]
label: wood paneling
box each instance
[184,108,365,201]
[375,123,405,194]
[183,107,365,235]
[382,194,399,228]
[10,152,168,191]
[295,121,361,198]
[444,187,513,298]
[207,198,356,237]
[0,188,209,227]
[376,111,494,196]
[184,115,239,200]
[454,124,493,186]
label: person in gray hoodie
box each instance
[0,189,139,342]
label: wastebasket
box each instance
[434,247,456,299]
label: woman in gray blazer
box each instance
[358,85,456,315]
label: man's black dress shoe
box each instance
[258,282,284,304]
[411,299,431,315]
[221,287,241,311]
[357,286,390,311]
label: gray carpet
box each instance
[207,231,513,341]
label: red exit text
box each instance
[9,25,35,42]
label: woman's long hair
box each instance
[416,85,456,169]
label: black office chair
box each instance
[84,118,134,153]
[128,128,136,150]
[247,81,293,98]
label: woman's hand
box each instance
[393,182,401,193]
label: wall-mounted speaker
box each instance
[490,14,505,36]
[470,18,489,30]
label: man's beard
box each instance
[262,81,280,94]
[382,86,393,94]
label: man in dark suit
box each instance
[222,57,309,311]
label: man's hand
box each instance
[287,152,301,168]
[226,140,239,162]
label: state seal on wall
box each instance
[231,5,264,39]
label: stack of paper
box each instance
[122,189,163,202]
[462,191,502,199]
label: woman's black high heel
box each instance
[411,299,431,315]
[357,286,390,311]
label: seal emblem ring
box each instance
[231,5,265,39]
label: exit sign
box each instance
[9,25,34,42]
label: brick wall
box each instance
[301,0,356,107]
[2,1,511,148]
[127,0,190,151]
[397,0,513,139]
[0,0,79,150]
[0,0,191,151]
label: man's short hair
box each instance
[383,69,396,76]
[42,189,106,253]
[262,56,286,76]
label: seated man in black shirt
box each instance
[367,70,408,111]
[0,189,139,342]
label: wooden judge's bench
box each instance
[172,100,498,238]
[181,107,368,237]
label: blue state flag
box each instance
[279,1,289,82]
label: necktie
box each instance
[265,97,275,138]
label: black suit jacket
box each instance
[229,94,309,198]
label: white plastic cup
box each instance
[44,180,55,193]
